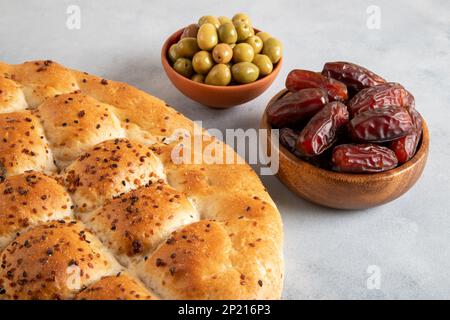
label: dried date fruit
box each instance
[407,106,423,131]
[388,108,423,163]
[296,102,349,156]
[348,82,415,117]
[267,88,329,128]
[279,128,332,168]
[279,127,300,154]
[321,61,386,94]
[388,132,421,164]
[349,105,414,143]
[332,144,398,173]
[305,148,334,170]
[286,69,348,101]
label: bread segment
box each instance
[0,220,121,300]
[0,112,57,177]
[6,60,79,108]
[35,92,125,167]
[62,138,165,212]
[0,77,27,113]
[0,171,73,250]
[75,273,158,300]
[82,181,199,265]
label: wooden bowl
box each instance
[261,89,430,210]
[161,28,282,109]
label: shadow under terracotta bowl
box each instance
[161,28,282,109]
[261,89,430,210]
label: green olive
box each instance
[212,43,233,64]
[217,22,238,44]
[205,64,231,86]
[245,36,263,54]
[218,16,232,25]
[197,23,218,51]
[256,31,271,43]
[168,44,180,63]
[176,37,200,58]
[233,43,255,63]
[198,15,220,29]
[234,21,254,42]
[263,37,283,64]
[181,24,200,39]
[173,58,194,78]
[191,74,205,83]
[232,13,252,26]
[252,54,273,76]
[192,51,214,75]
[231,62,260,84]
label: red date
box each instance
[406,106,423,131]
[286,69,348,101]
[389,132,421,164]
[296,102,349,156]
[388,108,423,163]
[267,88,329,128]
[321,61,386,94]
[280,128,332,168]
[349,105,413,143]
[332,144,398,173]
[348,82,415,117]
[279,127,300,154]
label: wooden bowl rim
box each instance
[161,27,283,91]
[261,89,430,183]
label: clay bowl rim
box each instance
[261,89,430,184]
[161,27,283,91]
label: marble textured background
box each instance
[0,0,449,299]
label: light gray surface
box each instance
[1,0,449,299]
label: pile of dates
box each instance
[267,62,423,173]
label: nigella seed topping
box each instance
[132,240,143,254]
[155,258,166,267]
[68,259,78,266]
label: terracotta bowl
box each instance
[260,89,430,210]
[161,28,282,109]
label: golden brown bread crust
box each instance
[34,92,125,167]
[75,273,157,300]
[0,171,73,250]
[0,60,283,300]
[3,60,80,108]
[0,111,56,177]
[82,181,199,265]
[135,220,282,299]
[0,77,27,113]
[62,138,165,212]
[0,220,121,300]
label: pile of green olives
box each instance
[168,13,283,86]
